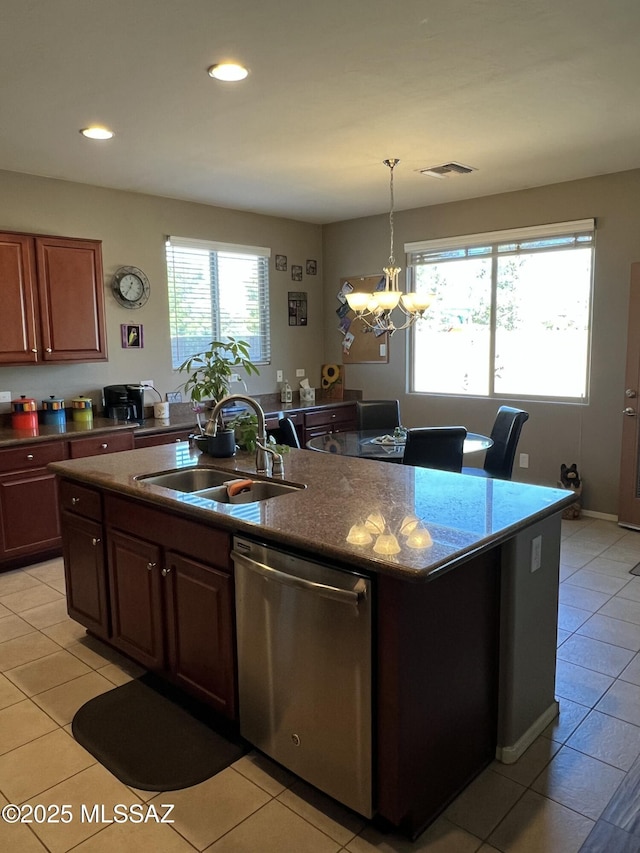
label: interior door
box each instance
[618,262,640,528]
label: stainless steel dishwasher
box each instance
[232,535,373,818]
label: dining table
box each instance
[306,429,493,462]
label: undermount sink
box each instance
[135,467,304,503]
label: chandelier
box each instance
[345,158,434,334]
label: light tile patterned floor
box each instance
[0,519,639,851]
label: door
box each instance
[619,263,640,527]
[0,470,61,560]
[61,512,109,639]
[0,232,39,364]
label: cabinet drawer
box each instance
[68,431,134,458]
[0,440,67,474]
[304,405,356,430]
[265,412,302,431]
[59,479,103,521]
[135,429,192,449]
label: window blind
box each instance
[166,236,271,369]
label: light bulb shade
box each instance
[406,525,433,549]
[399,515,419,535]
[345,292,372,312]
[373,533,401,555]
[346,524,373,545]
[374,290,401,310]
[364,512,386,534]
[412,292,436,312]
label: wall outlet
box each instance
[140,379,154,389]
[295,368,305,377]
[0,391,11,403]
[519,452,529,468]
[230,373,240,383]
[530,535,542,572]
[276,370,283,382]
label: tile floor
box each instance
[1,519,640,851]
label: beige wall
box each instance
[0,169,324,408]
[323,169,640,515]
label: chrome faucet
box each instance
[206,394,271,475]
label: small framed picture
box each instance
[306,259,317,275]
[275,254,287,271]
[121,323,143,348]
[291,264,303,282]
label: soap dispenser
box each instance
[280,379,292,403]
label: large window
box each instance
[166,236,271,369]
[406,220,594,401]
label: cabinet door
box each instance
[164,551,236,717]
[61,511,109,639]
[0,232,39,364]
[107,529,164,669]
[35,237,107,362]
[0,470,61,561]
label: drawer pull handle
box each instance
[147,561,157,571]
[161,566,171,577]
[71,497,80,505]
[331,413,336,418]
[45,347,52,353]
[26,454,34,461]
[100,443,108,449]
[31,348,38,353]
[92,537,101,546]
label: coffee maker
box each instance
[103,384,146,422]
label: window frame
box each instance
[166,235,271,370]
[405,219,595,404]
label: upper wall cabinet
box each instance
[0,231,107,365]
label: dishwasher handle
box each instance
[231,550,367,605]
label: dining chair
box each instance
[402,427,467,473]
[277,416,302,448]
[356,400,401,432]
[462,406,529,480]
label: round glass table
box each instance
[306,429,493,462]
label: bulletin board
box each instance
[338,275,389,364]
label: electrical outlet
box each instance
[230,373,240,383]
[140,380,154,389]
[276,370,283,382]
[531,535,542,572]
[519,452,529,468]
[295,368,305,377]
[0,391,11,403]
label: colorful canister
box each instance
[72,396,93,425]
[42,396,67,429]
[11,396,38,432]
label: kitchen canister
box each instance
[11,396,39,432]
[42,396,67,429]
[72,396,93,425]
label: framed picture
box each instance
[291,264,303,282]
[275,254,287,271]
[306,259,317,275]
[121,323,143,348]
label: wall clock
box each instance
[112,266,150,309]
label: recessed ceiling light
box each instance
[207,63,249,82]
[80,126,114,140]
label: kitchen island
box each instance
[49,442,575,838]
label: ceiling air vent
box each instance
[420,162,477,179]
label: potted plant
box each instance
[178,337,260,450]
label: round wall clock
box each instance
[112,266,150,309]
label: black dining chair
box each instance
[462,406,529,480]
[356,400,401,432]
[402,427,467,473]
[277,416,301,449]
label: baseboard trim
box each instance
[495,700,559,764]
[581,509,617,522]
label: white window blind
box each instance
[166,236,271,369]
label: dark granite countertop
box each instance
[48,441,576,582]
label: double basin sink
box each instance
[136,467,304,504]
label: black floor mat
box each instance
[72,672,248,791]
[630,562,640,576]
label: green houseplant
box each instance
[178,337,260,446]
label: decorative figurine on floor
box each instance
[559,463,582,519]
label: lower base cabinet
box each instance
[105,495,236,718]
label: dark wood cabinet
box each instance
[134,428,193,448]
[104,495,236,717]
[59,480,109,639]
[0,231,107,365]
[303,403,357,444]
[0,441,67,564]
